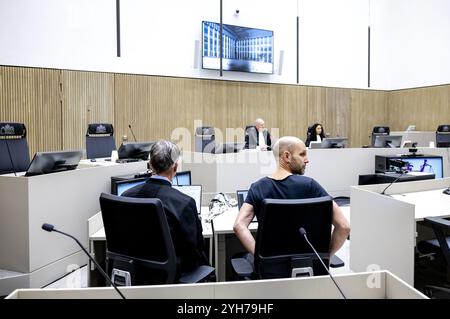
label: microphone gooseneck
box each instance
[42,223,126,299]
[298,227,347,299]
[128,124,137,142]
[5,139,17,176]
[381,171,407,195]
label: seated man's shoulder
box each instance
[289,174,315,184]
[169,187,195,204]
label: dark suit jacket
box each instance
[245,126,272,149]
[122,178,209,275]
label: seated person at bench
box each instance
[233,136,350,258]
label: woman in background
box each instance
[305,123,326,147]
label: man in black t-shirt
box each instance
[233,136,350,257]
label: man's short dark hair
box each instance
[149,140,180,174]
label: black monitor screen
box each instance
[172,171,191,186]
[374,135,402,148]
[111,178,149,196]
[202,21,274,74]
[118,141,155,160]
[321,138,348,149]
[25,150,83,177]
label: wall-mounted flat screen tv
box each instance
[202,21,274,74]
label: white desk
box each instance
[350,177,450,285]
[0,160,147,296]
[6,270,427,299]
[391,131,436,147]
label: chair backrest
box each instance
[254,196,333,279]
[195,126,215,153]
[371,126,390,146]
[436,125,450,147]
[99,193,177,285]
[85,123,116,159]
[307,125,313,137]
[245,125,258,149]
[0,122,30,174]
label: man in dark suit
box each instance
[122,140,209,276]
[244,118,272,150]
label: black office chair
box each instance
[231,196,344,280]
[436,125,450,148]
[85,123,116,159]
[99,193,215,286]
[0,122,30,174]
[371,126,390,147]
[416,217,450,298]
[195,126,216,153]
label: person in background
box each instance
[244,118,272,150]
[305,123,326,147]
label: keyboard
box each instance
[116,158,141,163]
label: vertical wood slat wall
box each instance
[0,66,61,157]
[2,65,449,156]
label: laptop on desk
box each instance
[236,189,257,222]
[173,185,202,215]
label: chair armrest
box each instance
[231,258,254,278]
[424,217,450,229]
[330,255,345,268]
[179,265,215,283]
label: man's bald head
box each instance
[272,136,304,158]
[272,136,308,175]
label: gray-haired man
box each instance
[122,140,210,277]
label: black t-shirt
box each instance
[245,175,329,220]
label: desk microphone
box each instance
[41,223,126,299]
[128,124,137,142]
[380,170,407,195]
[5,139,17,176]
[298,227,347,299]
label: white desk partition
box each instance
[391,131,436,147]
[182,148,450,198]
[350,177,450,285]
[6,271,427,299]
[0,161,147,296]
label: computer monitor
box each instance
[236,190,248,210]
[404,157,443,179]
[309,141,322,149]
[321,138,348,149]
[374,135,402,148]
[172,185,202,214]
[118,141,155,160]
[236,189,257,222]
[172,170,192,186]
[111,178,149,196]
[24,150,83,177]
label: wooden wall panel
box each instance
[350,89,388,147]
[9,65,450,155]
[0,66,60,157]
[387,84,450,132]
[61,70,114,152]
